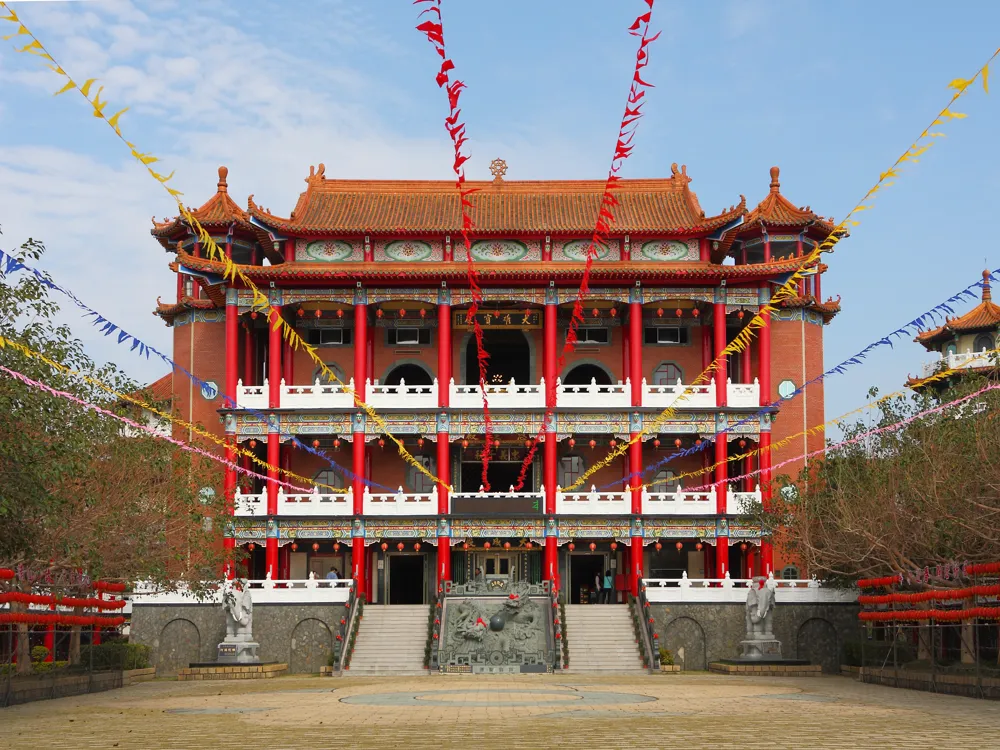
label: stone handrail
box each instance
[556,377,630,408]
[449,377,546,408]
[278,486,353,516]
[642,573,857,603]
[726,377,760,407]
[920,348,995,378]
[367,378,438,409]
[642,377,716,408]
[363,485,438,516]
[555,485,630,515]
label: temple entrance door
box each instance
[465,329,531,385]
[460,460,529,493]
[476,552,518,584]
[388,554,425,605]
[568,553,606,604]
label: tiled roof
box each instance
[778,294,841,323]
[915,271,1000,346]
[732,167,835,237]
[151,166,255,242]
[153,296,218,325]
[146,373,173,403]
[176,250,807,284]
[246,162,746,236]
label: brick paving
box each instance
[2,673,999,749]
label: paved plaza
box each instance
[2,672,998,749]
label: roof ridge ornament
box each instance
[769,166,780,193]
[984,269,992,302]
[217,165,229,194]
[489,157,507,184]
[307,163,327,183]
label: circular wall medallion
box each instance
[200,380,219,400]
[469,239,528,262]
[301,240,354,262]
[777,379,796,399]
[640,239,695,261]
[560,239,612,261]
[383,239,433,262]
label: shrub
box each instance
[843,640,915,667]
[658,646,674,666]
[31,645,50,663]
[80,642,151,671]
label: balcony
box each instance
[450,487,543,515]
[555,486,629,515]
[234,376,760,411]
[639,484,760,516]
[233,487,352,517]
[920,349,995,378]
[642,574,857,604]
[362,486,437,516]
[131,579,353,606]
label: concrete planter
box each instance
[123,667,156,685]
[659,664,681,673]
[319,666,335,676]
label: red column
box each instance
[715,437,728,515]
[436,435,451,587]
[544,435,557,514]
[699,237,710,262]
[282,312,294,386]
[763,235,771,263]
[544,301,557,407]
[352,435,365,515]
[713,301,727,406]
[224,295,239,575]
[759,431,774,575]
[352,537,366,600]
[716,537,730,579]
[266,307,281,578]
[438,297,451,405]
[629,301,642,405]
[740,327,751,384]
[759,296,771,406]
[630,536,643,596]
[746,546,757,579]
[176,271,184,302]
[629,437,642,513]
[814,269,822,303]
[704,544,715,579]
[545,537,558,591]
[354,297,368,401]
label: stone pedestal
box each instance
[217,639,260,664]
[740,637,782,660]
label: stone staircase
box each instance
[347,604,429,675]
[563,604,647,673]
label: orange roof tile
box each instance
[146,373,173,403]
[915,271,1000,347]
[246,162,745,236]
[734,167,835,236]
[152,166,254,240]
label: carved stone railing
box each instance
[727,485,762,514]
[641,377,716,408]
[362,486,438,516]
[235,378,357,409]
[555,485,629,515]
[556,378,630,408]
[449,378,546,409]
[450,486,544,515]
[641,573,858,603]
[367,378,438,409]
[641,486,715,515]
[130,578,353,606]
[920,348,995,378]
[726,378,760,407]
[278,486,353,516]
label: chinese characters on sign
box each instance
[455,309,542,329]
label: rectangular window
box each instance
[387,328,431,346]
[644,326,689,345]
[570,327,610,344]
[307,328,353,346]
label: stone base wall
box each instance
[651,603,859,673]
[131,604,347,676]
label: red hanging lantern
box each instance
[695,542,703,551]
[461,439,469,449]
[589,439,597,450]
[250,311,258,320]
[525,541,533,549]
[655,542,662,551]
[695,439,702,447]
[397,542,404,551]
[675,541,683,551]
[249,439,257,449]
[739,439,747,449]
[589,542,597,551]
[333,438,341,450]
[524,439,532,448]
[568,542,575,551]
[247,542,256,551]
[503,542,511,550]
[376,308,384,319]
[336,308,344,319]
[378,438,385,449]
[591,307,599,318]
[312,439,320,449]
[417,437,425,448]
[493,439,500,449]
[656,307,664,318]
[568,437,576,448]
[462,542,469,550]
[653,438,660,448]
[399,308,407,318]
[333,542,341,553]
[740,543,748,552]
[420,308,427,318]
[675,308,682,318]
[483,542,491,550]
[312,543,320,552]
[314,309,321,319]
[380,542,388,551]
[609,439,617,449]
[692,308,700,318]
[737,309,745,320]
[414,542,421,552]
[610,307,617,318]
[674,438,682,448]
[610,542,618,551]
[291,542,298,552]
[297,307,305,318]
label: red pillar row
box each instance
[713,301,727,406]
[544,301,557,408]
[629,300,642,405]
[224,296,239,578]
[265,306,282,579]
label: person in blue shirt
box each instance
[601,570,613,603]
[326,567,340,580]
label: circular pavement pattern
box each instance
[341,688,657,708]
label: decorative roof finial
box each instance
[217,166,229,193]
[769,166,780,193]
[490,157,507,184]
[983,269,992,302]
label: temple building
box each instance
[907,270,1000,393]
[151,161,839,606]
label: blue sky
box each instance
[1,0,999,427]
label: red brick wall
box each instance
[170,319,226,442]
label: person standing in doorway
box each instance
[593,571,601,604]
[602,570,613,603]
[326,567,340,581]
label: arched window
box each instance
[781,565,800,581]
[562,363,612,386]
[973,333,994,354]
[653,362,683,385]
[312,363,345,385]
[313,469,345,491]
[384,362,434,386]
[558,456,585,488]
[408,456,436,494]
[651,469,678,494]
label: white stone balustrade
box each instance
[920,348,996,378]
[727,484,762,514]
[278,486,353,516]
[367,378,438,409]
[450,486,544,513]
[236,381,267,409]
[233,488,266,517]
[449,377,546,409]
[363,485,438,516]
[642,485,716,515]
[556,378,631,408]
[555,485,629,515]
[642,377,716,408]
[130,578,353,606]
[235,378,357,409]
[642,573,857,604]
[726,378,760,407]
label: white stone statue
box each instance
[745,575,776,639]
[222,581,254,641]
